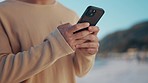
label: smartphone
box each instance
[74,6,105,33]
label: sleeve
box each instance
[72,14,96,77]
[73,50,96,77]
[0,22,74,83]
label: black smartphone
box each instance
[74,6,105,33]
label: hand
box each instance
[76,26,100,55]
[58,23,91,50]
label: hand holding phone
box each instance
[74,6,105,33]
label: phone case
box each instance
[74,6,105,33]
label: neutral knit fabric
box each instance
[0,0,96,83]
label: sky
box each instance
[0,0,148,39]
[58,0,148,39]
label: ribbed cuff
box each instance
[51,28,74,55]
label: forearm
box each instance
[0,29,74,83]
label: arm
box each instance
[56,13,98,77]
[0,23,74,83]
[73,26,99,77]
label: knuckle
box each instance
[88,43,91,47]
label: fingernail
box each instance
[86,22,90,26]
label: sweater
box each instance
[0,0,95,83]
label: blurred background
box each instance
[1,0,148,83]
[58,0,148,83]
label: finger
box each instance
[75,39,87,45]
[69,23,90,33]
[82,34,99,42]
[68,38,88,50]
[76,42,99,48]
[58,23,72,30]
[86,48,98,55]
[78,48,98,55]
[73,30,90,40]
[88,26,99,35]
[58,23,72,36]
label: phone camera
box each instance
[86,9,96,17]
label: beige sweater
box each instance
[0,0,95,83]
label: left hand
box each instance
[76,26,100,55]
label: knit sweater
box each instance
[0,0,95,83]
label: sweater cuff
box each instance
[52,28,74,55]
[78,52,96,60]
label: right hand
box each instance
[58,23,90,50]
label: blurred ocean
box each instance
[77,58,148,83]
